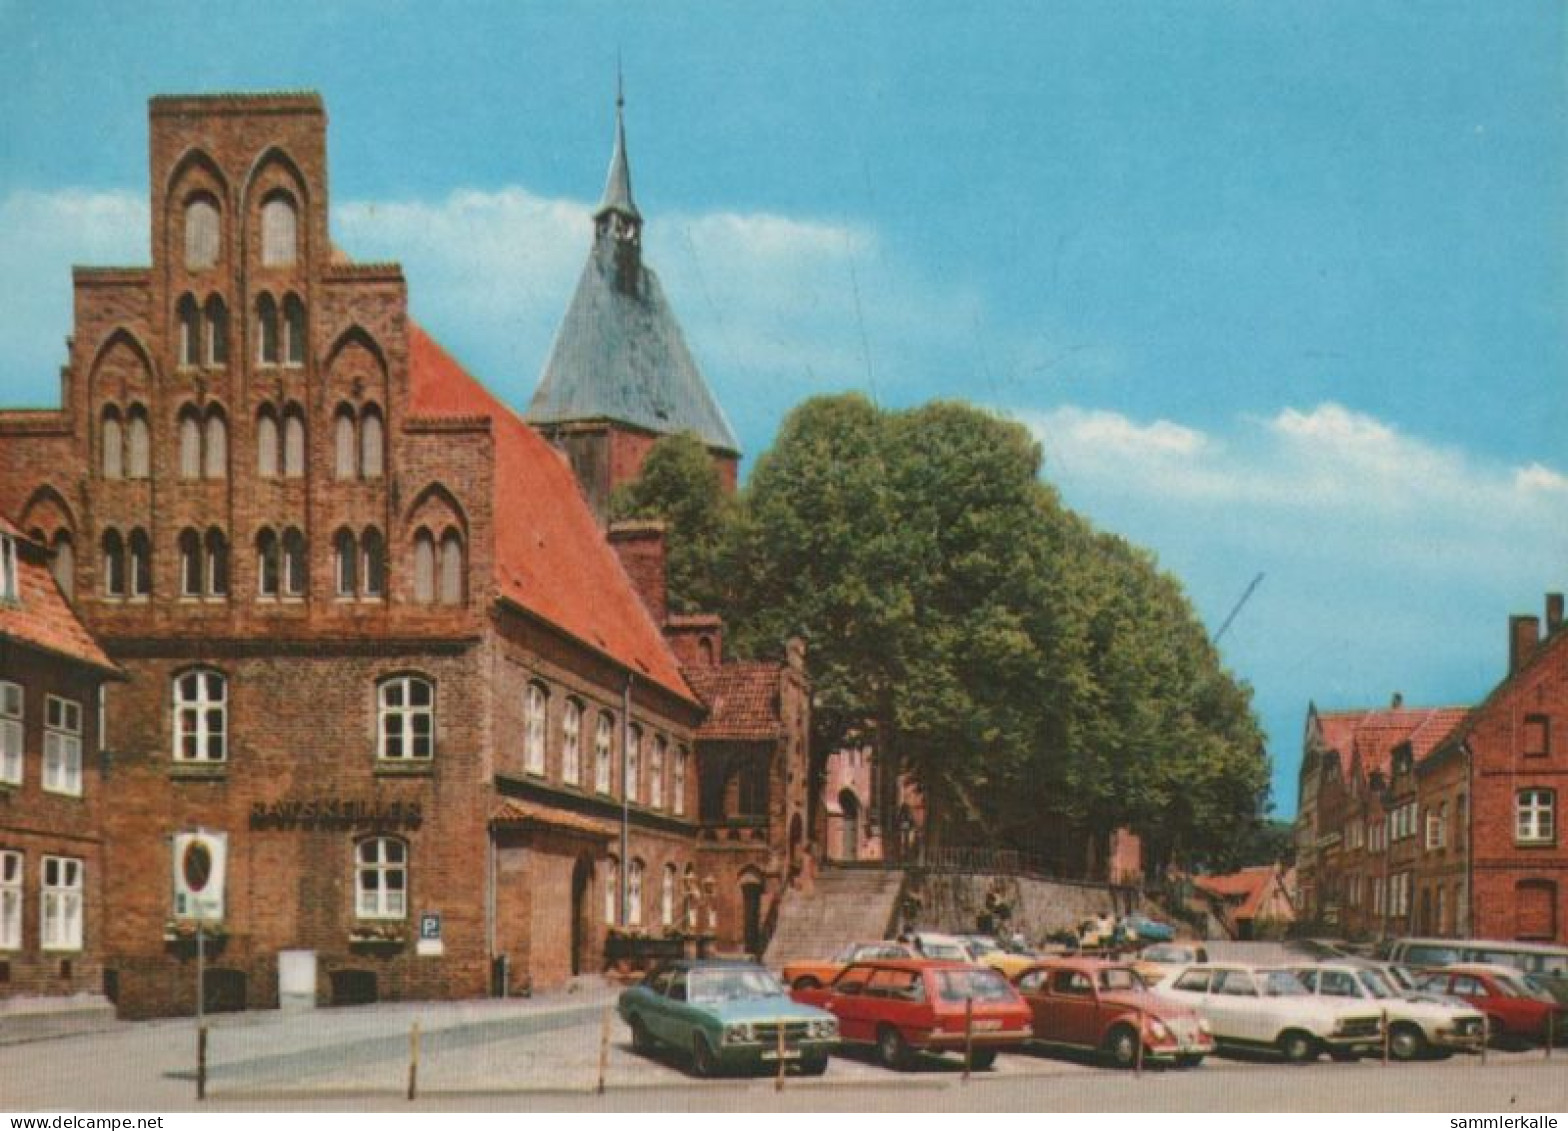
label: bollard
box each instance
[597,1006,611,1095]
[196,1024,208,1101]
[775,1021,786,1093]
[1381,1009,1390,1066]
[407,1020,420,1102]
[1547,1011,1556,1061]
[1134,1007,1144,1077]
[1481,1014,1489,1066]
[963,996,974,1084]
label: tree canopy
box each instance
[614,396,1271,874]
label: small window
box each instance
[627,858,644,926]
[649,735,666,810]
[334,408,356,480]
[0,683,22,786]
[177,294,201,368]
[0,536,14,603]
[283,294,306,367]
[562,699,583,786]
[603,856,619,926]
[184,196,220,270]
[438,530,464,605]
[43,696,82,796]
[203,411,227,480]
[673,746,688,817]
[282,529,306,597]
[101,408,124,479]
[257,529,280,597]
[179,529,202,596]
[0,850,20,949]
[126,408,150,479]
[360,406,384,479]
[361,528,385,599]
[204,528,229,596]
[595,712,613,794]
[174,670,227,762]
[101,529,126,598]
[178,409,202,480]
[412,530,435,604]
[261,194,298,267]
[626,724,642,803]
[128,529,151,598]
[356,838,407,919]
[282,407,306,478]
[40,857,82,951]
[256,294,280,365]
[256,410,280,478]
[334,529,357,597]
[1524,715,1550,759]
[661,863,677,927]
[1517,790,1555,845]
[378,676,434,761]
[524,683,547,776]
[204,295,228,366]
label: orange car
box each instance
[782,940,915,990]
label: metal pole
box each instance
[196,1024,207,1101]
[1547,1010,1555,1060]
[1134,1006,1144,1077]
[620,674,633,927]
[407,1020,420,1101]
[1481,1014,1488,1066]
[196,920,206,1026]
[1381,1009,1389,1066]
[597,1006,610,1094]
[963,996,973,1083]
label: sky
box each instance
[0,1,1563,818]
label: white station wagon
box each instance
[1152,964,1382,1062]
[1288,964,1486,1060]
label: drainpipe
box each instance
[621,672,633,926]
[1462,740,1474,937]
[486,824,498,995]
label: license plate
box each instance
[974,1019,1003,1032]
[762,1049,802,1061]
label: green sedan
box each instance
[618,958,840,1076]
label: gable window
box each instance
[178,409,202,479]
[128,529,151,598]
[650,735,666,810]
[204,295,228,366]
[256,294,280,365]
[43,696,82,797]
[282,528,306,597]
[439,530,464,606]
[282,406,306,477]
[0,683,22,786]
[282,294,306,367]
[257,409,280,477]
[1524,715,1550,759]
[101,529,126,598]
[594,712,613,795]
[626,725,642,804]
[334,529,358,597]
[204,528,229,596]
[40,856,82,951]
[360,407,384,478]
[356,838,407,919]
[562,699,582,786]
[101,407,124,479]
[1517,790,1555,845]
[126,408,150,479]
[334,407,356,480]
[1426,806,1445,851]
[184,196,220,270]
[257,529,280,597]
[378,676,433,761]
[524,683,547,776]
[177,294,201,368]
[260,194,298,267]
[174,670,227,762]
[413,530,436,604]
[673,746,688,817]
[0,850,20,949]
[49,532,74,600]
[203,411,227,479]
[361,528,385,599]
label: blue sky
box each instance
[1,1,1564,817]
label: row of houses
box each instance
[1296,596,1568,944]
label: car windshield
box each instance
[921,941,970,961]
[1356,970,1398,999]
[1386,965,1417,991]
[935,968,1015,1002]
[688,968,786,1004]
[1520,976,1559,1004]
[965,937,1003,955]
[1141,946,1189,964]
[1099,968,1146,992]
[1259,971,1309,997]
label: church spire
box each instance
[595,72,641,241]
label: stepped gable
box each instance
[407,324,695,706]
[0,518,116,673]
[1317,705,1469,777]
[684,662,781,741]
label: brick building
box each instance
[0,91,807,1017]
[0,520,122,1000]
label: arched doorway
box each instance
[838,789,860,861]
[571,855,594,977]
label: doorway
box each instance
[571,855,594,977]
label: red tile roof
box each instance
[684,662,782,741]
[1316,706,1468,778]
[0,518,117,675]
[1193,865,1290,922]
[406,325,695,707]
[490,799,617,839]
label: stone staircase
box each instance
[765,866,906,967]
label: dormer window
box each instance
[0,534,17,602]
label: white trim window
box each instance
[43,696,82,796]
[0,850,20,949]
[626,724,642,804]
[1517,790,1556,845]
[627,858,644,926]
[40,856,82,951]
[0,533,17,601]
[561,699,582,786]
[594,712,613,795]
[649,735,666,811]
[604,855,619,926]
[378,676,434,761]
[524,683,547,776]
[0,682,21,786]
[673,746,688,817]
[355,838,407,919]
[174,671,227,762]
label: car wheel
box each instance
[691,1032,719,1078]
[1389,1023,1426,1062]
[877,1025,912,1070]
[1277,1030,1319,1064]
[792,975,822,991]
[629,1016,655,1054]
[968,1048,998,1071]
[1104,1024,1140,1069]
[799,1054,829,1077]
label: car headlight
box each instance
[1145,1018,1171,1040]
[810,1018,838,1039]
[722,1022,754,1045]
[1197,1016,1213,1035]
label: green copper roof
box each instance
[527,240,740,455]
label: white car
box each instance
[906,931,973,962]
[1289,964,1486,1060]
[1152,964,1382,1062]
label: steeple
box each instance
[594,75,641,247]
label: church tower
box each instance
[527,91,740,522]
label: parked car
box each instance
[781,940,915,991]
[904,931,974,962]
[1416,964,1568,1045]
[959,934,1039,980]
[1288,963,1485,1060]
[618,958,839,1076]
[1117,914,1176,945]
[1151,964,1382,1062]
[1014,958,1214,1068]
[792,958,1033,1070]
[1386,937,1568,1003]
[1131,943,1210,987]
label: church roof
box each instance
[407,325,698,708]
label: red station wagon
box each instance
[1015,958,1215,1068]
[1417,966,1568,1045]
[791,959,1033,1070]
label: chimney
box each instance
[1390,692,1403,710]
[1510,614,1540,675]
[608,520,667,626]
[1546,593,1564,635]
